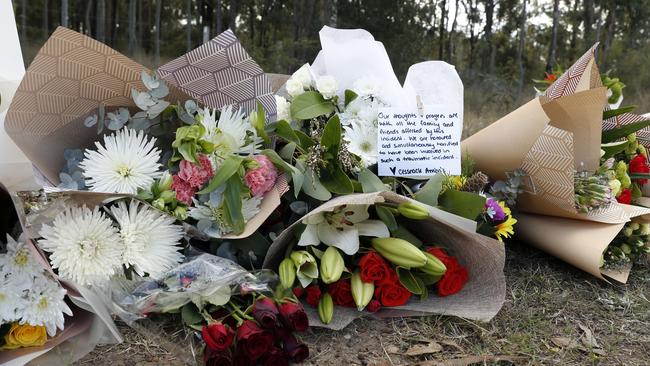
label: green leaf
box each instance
[279,142,297,160]
[359,168,387,193]
[602,120,650,143]
[198,156,244,194]
[603,105,637,120]
[274,120,302,146]
[261,149,303,197]
[391,224,423,247]
[290,91,335,120]
[321,114,342,151]
[376,205,398,231]
[419,273,442,286]
[252,101,269,144]
[299,161,332,201]
[601,141,629,160]
[438,190,487,220]
[396,267,425,295]
[178,142,197,163]
[222,175,245,234]
[344,89,358,107]
[320,166,354,194]
[295,130,316,150]
[414,174,444,206]
[181,303,203,326]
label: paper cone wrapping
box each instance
[0,192,122,366]
[262,192,505,330]
[5,26,285,239]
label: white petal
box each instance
[297,224,320,247]
[344,205,371,223]
[297,272,314,287]
[356,220,390,238]
[303,212,325,225]
[318,223,360,255]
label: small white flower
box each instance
[286,78,305,98]
[200,106,261,158]
[316,75,339,99]
[275,95,292,122]
[110,200,184,279]
[353,76,381,97]
[291,64,313,88]
[80,128,162,194]
[39,206,124,287]
[20,274,71,336]
[0,277,25,323]
[343,120,379,167]
[297,204,389,255]
[0,235,43,280]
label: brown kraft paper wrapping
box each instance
[263,192,506,330]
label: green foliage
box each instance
[602,120,650,144]
[290,91,335,120]
[198,155,244,194]
[438,190,487,220]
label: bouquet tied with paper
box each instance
[462,46,650,282]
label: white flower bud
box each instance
[316,75,339,99]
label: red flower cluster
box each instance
[425,247,469,296]
[202,297,309,365]
[358,252,411,307]
[617,188,633,204]
[629,154,650,186]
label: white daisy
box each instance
[0,235,44,280]
[80,128,162,194]
[109,200,184,278]
[343,120,379,167]
[20,274,72,336]
[0,277,25,323]
[39,206,124,287]
[200,106,261,158]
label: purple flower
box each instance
[484,198,505,222]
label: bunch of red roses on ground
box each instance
[201,297,309,366]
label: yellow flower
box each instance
[450,176,466,190]
[495,215,517,241]
[498,201,512,216]
[1,323,48,350]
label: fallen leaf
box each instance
[404,342,443,356]
[551,337,579,349]
[578,324,601,349]
[417,355,528,366]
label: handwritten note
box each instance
[377,106,461,177]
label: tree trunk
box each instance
[154,0,162,66]
[96,0,106,43]
[546,0,560,72]
[85,0,93,36]
[128,0,137,56]
[106,0,114,45]
[61,0,69,27]
[138,0,144,50]
[438,0,447,60]
[112,0,120,45]
[601,3,616,69]
[214,0,222,34]
[447,0,459,63]
[483,0,495,73]
[21,0,27,41]
[186,0,192,51]
[517,0,528,95]
[42,0,49,39]
[583,0,594,46]
[229,0,239,30]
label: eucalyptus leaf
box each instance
[359,168,387,192]
[132,88,156,110]
[148,100,170,119]
[150,82,169,99]
[198,156,244,194]
[414,174,445,206]
[290,91,335,120]
[84,114,98,127]
[396,267,425,295]
[141,70,161,90]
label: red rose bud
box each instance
[305,285,322,307]
[630,154,650,185]
[201,323,235,351]
[374,282,412,307]
[437,257,469,296]
[263,346,289,366]
[279,301,309,332]
[283,334,309,363]
[253,297,280,329]
[327,279,356,307]
[366,299,382,313]
[292,287,305,298]
[236,320,274,361]
[617,188,633,204]
[358,251,391,283]
[203,347,233,366]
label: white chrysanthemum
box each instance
[0,235,44,280]
[344,120,378,167]
[201,106,261,158]
[39,206,124,287]
[110,200,184,278]
[80,128,162,194]
[353,76,381,97]
[0,277,26,323]
[19,274,71,336]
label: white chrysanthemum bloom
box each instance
[39,206,123,287]
[316,75,338,99]
[19,274,71,336]
[343,120,378,167]
[275,95,292,122]
[110,200,184,278]
[0,277,25,323]
[353,76,382,97]
[0,235,44,280]
[201,106,261,158]
[80,128,162,194]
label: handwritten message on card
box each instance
[377,106,461,177]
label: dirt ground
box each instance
[76,242,650,366]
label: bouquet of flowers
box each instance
[110,254,309,365]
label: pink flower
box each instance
[178,154,214,189]
[244,155,278,197]
[171,175,195,205]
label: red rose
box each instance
[305,286,322,307]
[283,334,309,363]
[630,155,650,185]
[366,299,382,313]
[292,287,305,298]
[263,346,289,366]
[252,297,280,330]
[376,267,399,287]
[236,320,273,361]
[425,247,452,265]
[201,323,234,351]
[233,347,256,366]
[374,282,412,307]
[278,302,309,332]
[617,188,633,204]
[203,347,233,366]
[437,263,469,297]
[358,251,391,283]
[328,279,355,307]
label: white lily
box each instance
[297,204,390,255]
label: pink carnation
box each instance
[244,155,278,197]
[171,175,195,205]
[178,154,214,189]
